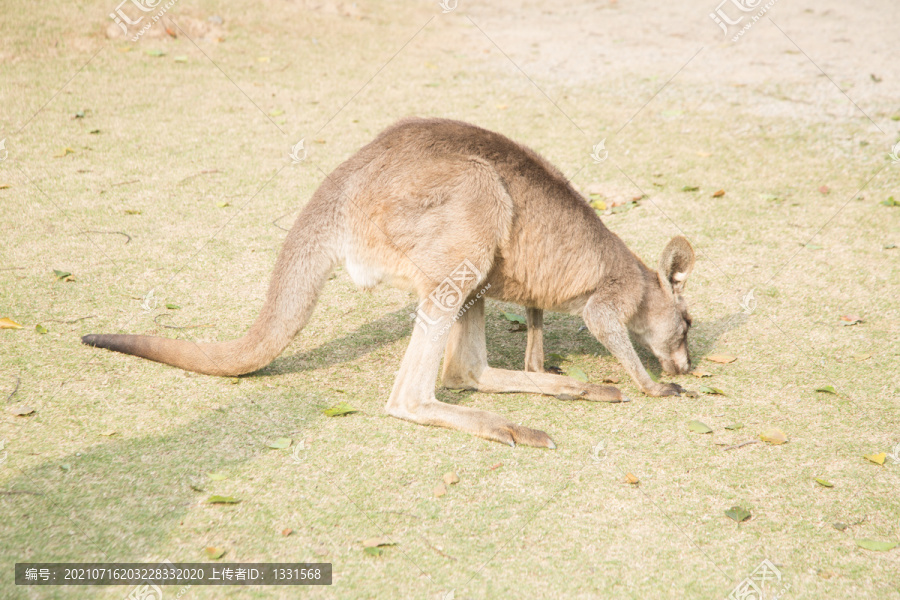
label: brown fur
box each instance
[82,118,695,448]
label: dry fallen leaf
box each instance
[855,539,898,552]
[566,366,589,382]
[433,483,447,498]
[488,462,503,471]
[361,537,396,548]
[281,528,293,537]
[691,369,712,378]
[99,430,117,437]
[712,189,725,197]
[10,406,35,416]
[864,453,886,466]
[688,420,713,434]
[623,472,639,485]
[443,471,460,486]
[819,185,830,195]
[725,506,752,523]
[706,354,737,364]
[699,385,727,396]
[207,495,240,504]
[602,376,620,384]
[323,402,357,417]
[0,317,23,329]
[204,547,226,560]
[759,428,787,445]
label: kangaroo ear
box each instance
[659,236,695,294]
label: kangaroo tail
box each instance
[82,196,341,376]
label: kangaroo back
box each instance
[82,184,343,376]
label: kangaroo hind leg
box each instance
[383,157,553,448]
[525,307,544,372]
[436,297,555,448]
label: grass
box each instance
[1,0,899,598]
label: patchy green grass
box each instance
[1,1,899,598]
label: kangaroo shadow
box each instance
[260,304,608,379]
[688,311,749,361]
[0,392,327,567]
[479,308,749,379]
[255,300,749,384]
[258,306,416,375]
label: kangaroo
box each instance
[82,117,694,448]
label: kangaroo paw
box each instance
[645,382,684,397]
[484,422,556,449]
[555,384,626,403]
[583,383,626,402]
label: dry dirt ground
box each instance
[1,0,899,598]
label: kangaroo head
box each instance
[629,236,695,375]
